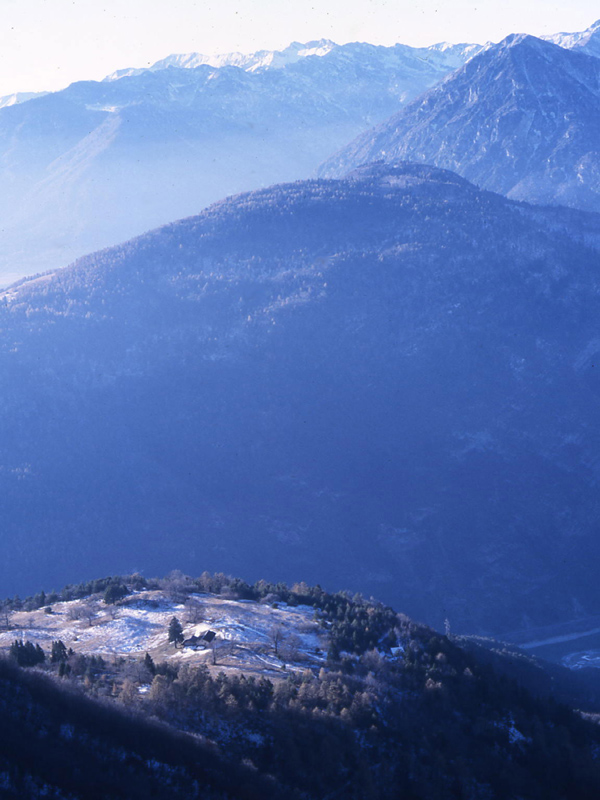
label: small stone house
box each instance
[182,630,217,649]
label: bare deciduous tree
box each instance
[268,623,287,656]
[280,634,303,664]
[0,607,13,631]
[184,597,204,624]
[162,570,193,603]
[208,636,234,665]
[67,601,99,627]
[123,658,153,685]
[119,679,138,706]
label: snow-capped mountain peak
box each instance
[0,90,48,109]
[426,40,486,67]
[104,39,338,81]
[102,37,485,84]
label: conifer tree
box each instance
[51,640,68,663]
[168,616,184,646]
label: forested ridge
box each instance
[3,164,600,633]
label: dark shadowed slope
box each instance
[2,162,600,634]
[0,656,282,799]
[320,35,600,214]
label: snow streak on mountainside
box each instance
[0,39,478,286]
[3,163,600,635]
[320,35,600,214]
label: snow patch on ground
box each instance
[0,592,326,676]
[562,650,600,670]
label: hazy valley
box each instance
[0,37,476,286]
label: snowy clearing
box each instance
[0,591,327,677]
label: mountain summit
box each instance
[320,35,600,213]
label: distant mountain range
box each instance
[3,162,600,635]
[0,38,477,285]
[320,33,600,214]
[2,19,599,287]
[104,38,482,79]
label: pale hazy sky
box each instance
[0,0,598,96]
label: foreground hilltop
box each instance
[0,586,327,677]
[3,571,600,799]
[3,163,600,633]
[0,573,600,800]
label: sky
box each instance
[0,0,598,96]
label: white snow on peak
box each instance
[101,37,485,85]
[103,39,338,81]
[500,33,541,49]
[155,39,338,73]
[544,19,600,58]
[0,90,48,109]
[425,41,484,68]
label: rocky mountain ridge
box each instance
[320,34,600,214]
[104,37,481,81]
[545,18,600,58]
